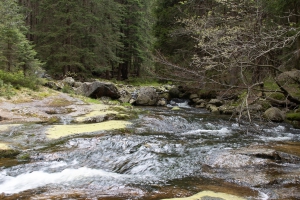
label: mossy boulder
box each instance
[264,107,285,122]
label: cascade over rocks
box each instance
[75,81,120,99]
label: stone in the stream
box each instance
[171,106,180,111]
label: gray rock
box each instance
[119,89,132,103]
[189,94,198,99]
[264,107,285,122]
[206,104,218,112]
[208,99,223,107]
[169,87,181,98]
[218,105,237,115]
[136,87,158,106]
[74,82,83,88]
[129,99,136,104]
[277,70,300,83]
[75,81,120,99]
[44,81,63,90]
[157,98,167,106]
[62,77,75,87]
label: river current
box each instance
[0,105,300,199]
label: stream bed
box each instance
[0,106,300,199]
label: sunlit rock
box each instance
[161,190,246,200]
[171,106,180,111]
[46,120,131,139]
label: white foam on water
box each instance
[259,135,293,141]
[0,167,123,194]
[258,191,269,200]
[264,125,286,133]
[183,127,231,135]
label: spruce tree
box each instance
[0,0,41,75]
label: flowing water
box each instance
[0,105,300,199]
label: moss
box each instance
[286,112,300,121]
[81,97,101,104]
[269,92,285,100]
[46,120,132,139]
[0,149,20,158]
[48,98,73,107]
[17,153,31,161]
[46,116,61,124]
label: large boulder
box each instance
[136,87,158,106]
[264,107,285,122]
[276,70,300,102]
[277,70,300,83]
[75,81,120,99]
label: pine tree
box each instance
[0,0,41,74]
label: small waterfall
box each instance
[59,115,73,125]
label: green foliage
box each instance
[0,82,15,98]
[81,97,101,104]
[25,0,154,80]
[0,70,39,90]
[286,112,300,121]
[16,153,30,161]
[153,0,197,65]
[127,77,161,86]
[0,0,42,75]
[62,85,74,94]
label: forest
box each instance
[0,0,300,98]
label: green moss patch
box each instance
[48,98,73,107]
[0,149,20,158]
[286,113,300,121]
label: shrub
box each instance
[0,70,40,90]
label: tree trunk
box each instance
[6,42,12,72]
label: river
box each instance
[0,105,300,199]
